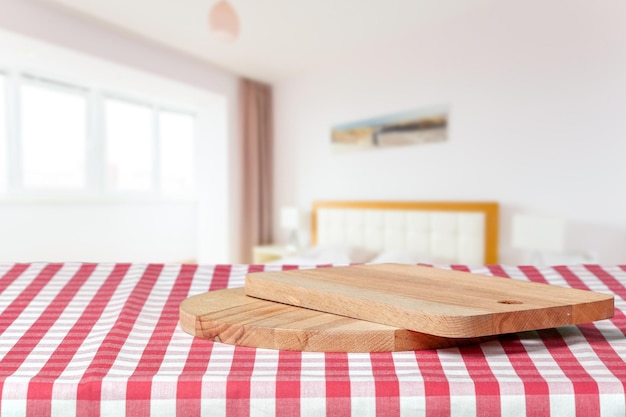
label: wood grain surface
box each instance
[179,287,490,352]
[245,264,614,338]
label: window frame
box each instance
[0,69,197,202]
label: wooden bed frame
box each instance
[310,200,499,264]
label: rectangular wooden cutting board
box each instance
[245,264,614,338]
[179,288,491,352]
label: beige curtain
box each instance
[240,78,273,263]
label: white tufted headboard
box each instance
[311,201,499,264]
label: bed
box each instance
[1,201,625,417]
[282,200,499,265]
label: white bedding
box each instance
[283,201,499,265]
[273,244,453,265]
[273,244,376,265]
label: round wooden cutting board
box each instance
[179,288,486,352]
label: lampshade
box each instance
[512,214,565,253]
[280,207,300,230]
[208,1,240,42]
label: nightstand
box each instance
[252,245,291,264]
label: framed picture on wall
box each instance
[331,105,448,153]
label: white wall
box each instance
[0,202,197,263]
[274,0,626,264]
[0,0,242,263]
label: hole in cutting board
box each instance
[498,299,523,305]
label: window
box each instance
[104,98,196,195]
[105,97,153,192]
[0,71,196,199]
[20,79,87,189]
[159,110,195,194]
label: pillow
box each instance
[369,250,452,265]
[301,244,377,263]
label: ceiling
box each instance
[40,0,494,83]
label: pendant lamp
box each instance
[208,0,240,42]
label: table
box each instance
[1,262,625,416]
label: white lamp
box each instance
[208,0,240,42]
[512,214,565,265]
[280,206,300,254]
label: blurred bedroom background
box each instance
[0,0,624,265]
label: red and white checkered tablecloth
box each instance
[1,262,625,417]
